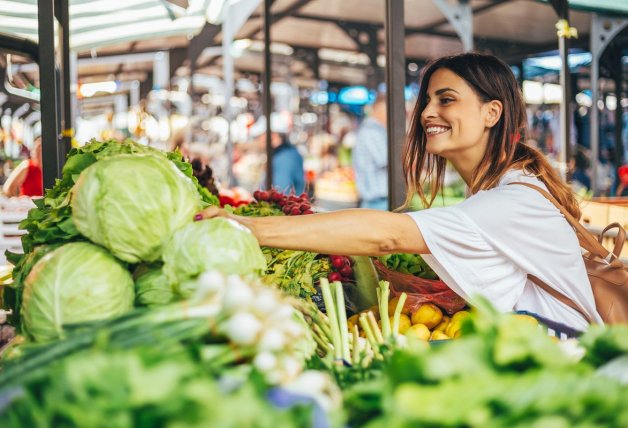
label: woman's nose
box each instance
[421,103,437,121]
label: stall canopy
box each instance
[0,0,211,51]
[2,0,626,87]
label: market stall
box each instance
[0,1,628,426]
[0,139,626,427]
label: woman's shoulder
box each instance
[460,170,558,227]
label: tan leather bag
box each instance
[511,182,628,325]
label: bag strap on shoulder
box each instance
[508,181,596,324]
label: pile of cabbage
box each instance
[5,139,266,342]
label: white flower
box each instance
[253,289,280,315]
[282,319,304,338]
[258,328,286,351]
[222,278,255,311]
[196,271,226,295]
[264,370,282,385]
[283,370,342,411]
[280,356,302,382]
[394,334,408,348]
[223,312,262,346]
[270,305,294,322]
[557,338,586,362]
[253,351,277,372]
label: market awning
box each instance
[539,0,628,17]
[0,0,211,51]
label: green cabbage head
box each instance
[162,218,266,286]
[71,154,202,263]
[134,264,175,307]
[21,242,134,342]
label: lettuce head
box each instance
[162,218,266,288]
[71,154,201,263]
[21,242,134,342]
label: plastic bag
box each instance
[373,259,467,315]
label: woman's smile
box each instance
[424,124,451,137]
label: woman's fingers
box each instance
[194,206,225,221]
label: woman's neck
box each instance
[448,131,490,187]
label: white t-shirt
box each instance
[407,169,603,331]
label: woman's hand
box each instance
[194,206,231,221]
[194,206,258,238]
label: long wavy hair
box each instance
[402,52,580,219]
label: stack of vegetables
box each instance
[0,139,339,426]
[1,139,627,427]
[230,189,380,308]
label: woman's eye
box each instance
[440,98,454,105]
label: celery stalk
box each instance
[319,278,342,360]
[359,313,380,357]
[333,281,351,362]
[352,325,360,366]
[367,311,384,344]
[392,292,408,338]
[379,281,391,339]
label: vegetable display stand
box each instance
[373,259,467,315]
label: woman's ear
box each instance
[484,100,503,128]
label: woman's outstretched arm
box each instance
[197,207,429,256]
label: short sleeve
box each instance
[407,206,527,312]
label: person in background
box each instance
[3,136,43,197]
[198,53,601,331]
[352,96,388,210]
[570,147,591,191]
[250,113,305,195]
[615,165,628,197]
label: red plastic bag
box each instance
[373,259,467,315]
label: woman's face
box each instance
[420,68,496,162]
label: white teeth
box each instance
[426,126,450,135]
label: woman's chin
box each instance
[425,141,447,156]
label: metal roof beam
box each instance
[243,0,314,39]
[335,21,382,88]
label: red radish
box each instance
[299,203,311,212]
[290,207,301,215]
[328,272,342,282]
[282,205,292,214]
[258,191,270,201]
[270,192,282,202]
[278,199,287,207]
[331,257,344,269]
[302,210,314,215]
[300,192,308,200]
[253,190,261,200]
[340,265,353,277]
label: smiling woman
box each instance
[198,52,602,332]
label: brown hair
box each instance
[402,52,580,219]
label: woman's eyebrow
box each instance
[434,87,459,96]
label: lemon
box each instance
[445,310,470,338]
[388,296,410,316]
[391,314,412,334]
[451,310,470,323]
[429,330,450,341]
[433,315,450,332]
[512,314,539,326]
[347,314,360,331]
[405,323,430,341]
[445,320,464,338]
[411,303,443,329]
